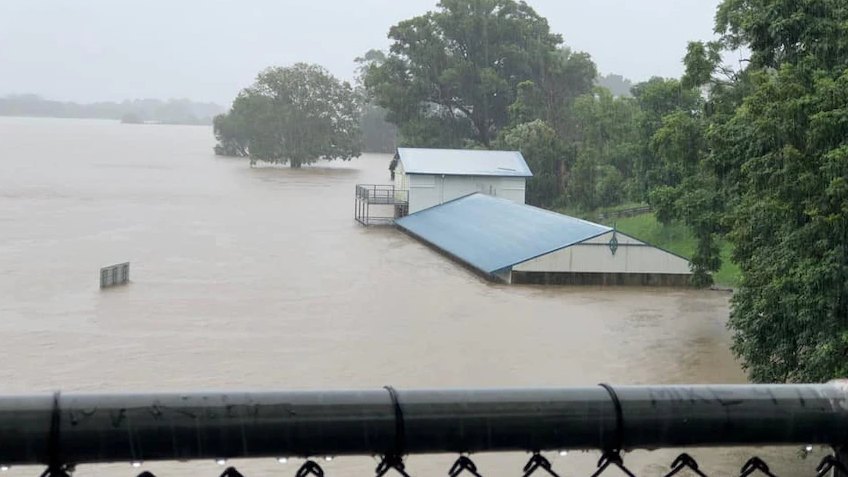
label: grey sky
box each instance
[0,0,723,105]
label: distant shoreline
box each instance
[0,94,223,126]
[0,114,213,126]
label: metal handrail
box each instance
[1,384,848,466]
[356,184,408,204]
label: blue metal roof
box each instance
[395,193,611,274]
[396,148,533,177]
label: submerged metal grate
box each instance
[99,262,130,288]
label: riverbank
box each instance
[609,213,740,288]
[559,205,740,288]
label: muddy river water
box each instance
[0,117,820,476]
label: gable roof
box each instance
[395,193,611,274]
[394,148,533,177]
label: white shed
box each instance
[390,148,532,214]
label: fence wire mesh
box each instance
[34,454,848,477]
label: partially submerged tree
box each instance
[214,63,362,167]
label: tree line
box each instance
[213,0,848,382]
[0,95,225,125]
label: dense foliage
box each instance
[643,0,848,380]
[362,0,569,148]
[716,0,848,381]
[214,64,362,167]
[355,50,398,154]
[597,74,633,97]
[360,103,397,153]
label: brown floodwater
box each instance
[0,117,821,476]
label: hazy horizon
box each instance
[0,0,725,106]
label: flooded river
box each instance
[0,117,820,476]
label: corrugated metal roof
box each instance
[396,148,533,177]
[395,193,611,274]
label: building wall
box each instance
[511,271,692,287]
[512,231,692,275]
[408,174,439,214]
[394,161,408,191]
[407,174,526,213]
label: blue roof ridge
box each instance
[401,191,483,218]
[497,198,614,232]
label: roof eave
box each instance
[403,171,533,177]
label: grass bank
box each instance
[558,205,740,287]
[610,214,740,287]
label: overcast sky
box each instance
[0,0,723,105]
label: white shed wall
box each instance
[512,231,692,275]
[393,161,408,191]
[408,174,440,214]
[407,174,526,213]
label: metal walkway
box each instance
[355,184,408,225]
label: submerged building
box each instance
[356,147,693,285]
[390,148,532,214]
[395,193,693,286]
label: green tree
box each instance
[363,0,565,148]
[630,77,702,198]
[698,0,848,381]
[716,0,848,71]
[359,104,398,153]
[597,73,634,97]
[507,47,598,139]
[213,94,254,157]
[497,119,569,207]
[643,38,755,288]
[726,65,848,381]
[354,50,398,153]
[566,87,641,210]
[214,63,362,167]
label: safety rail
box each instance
[4,384,848,476]
[355,184,408,225]
[356,185,408,205]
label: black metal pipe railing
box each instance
[2,384,848,467]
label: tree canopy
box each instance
[354,50,398,154]
[362,0,568,148]
[214,63,362,167]
[636,0,848,380]
[597,73,634,97]
[716,1,848,382]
